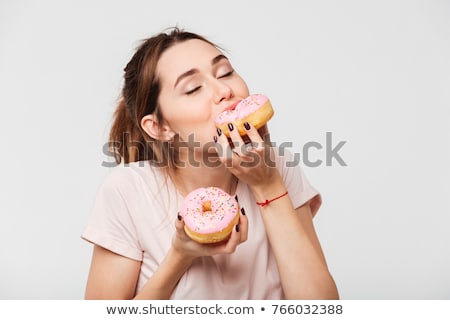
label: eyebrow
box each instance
[173,54,229,88]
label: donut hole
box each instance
[202,201,212,213]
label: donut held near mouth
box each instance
[215,93,274,137]
[180,187,240,244]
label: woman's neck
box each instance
[167,141,238,196]
[169,165,238,197]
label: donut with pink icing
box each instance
[215,93,274,137]
[180,187,240,244]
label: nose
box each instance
[211,79,233,104]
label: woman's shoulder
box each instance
[99,160,166,192]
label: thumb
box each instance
[175,212,185,231]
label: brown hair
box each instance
[109,27,217,165]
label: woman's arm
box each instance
[216,123,338,299]
[251,175,339,299]
[85,245,140,299]
[84,245,193,299]
[85,211,249,299]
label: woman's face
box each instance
[156,39,249,146]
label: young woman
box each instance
[82,27,339,300]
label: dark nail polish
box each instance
[235,223,240,232]
[240,207,246,215]
[217,128,222,136]
[244,122,250,130]
[213,136,218,143]
[177,213,182,221]
[234,194,238,202]
[228,123,234,132]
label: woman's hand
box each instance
[214,122,281,190]
[171,209,248,260]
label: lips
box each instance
[224,100,241,112]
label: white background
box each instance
[0,0,449,299]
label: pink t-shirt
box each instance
[82,148,321,299]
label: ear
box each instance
[140,114,175,141]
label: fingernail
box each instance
[244,122,250,130]
[228,123,234,132]
[217,128,222,136]
[234,194,238,202]
[235,223,240,232]
[213,136,218,143]
[177,212,182,221]
[240,207,246,215]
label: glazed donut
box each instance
[215,93,274,137]
[180,187,240,244]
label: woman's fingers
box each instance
[173,207,249,256]
[215,127,238,166]
[242,122,265,151]
[174,212,191,242]
[237,207,248,243]
[214,122,266,162]
[227,122,247,157]
[212,216,248,254]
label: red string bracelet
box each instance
[256,191,289,207]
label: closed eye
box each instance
[185,86,201,95]
[218,70,234,78]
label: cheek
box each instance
[163,97,210,125]
[170,106,214,139]
[234,76,250,97]
[180,101,212,123]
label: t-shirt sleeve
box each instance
[81,168,143,261]
[276,148,322,217]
